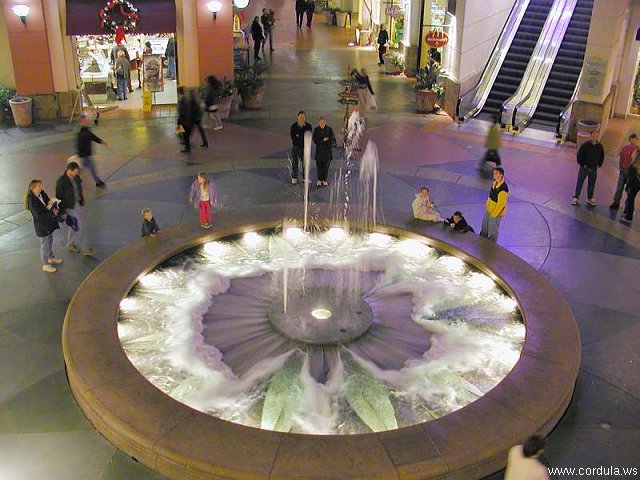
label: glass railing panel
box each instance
[456,0,530,121]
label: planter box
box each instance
[219,95,233,119]
[323,11,334,25]
[240,86,266,109]
[335,11,348,27]
[415,90,438,113]
[9,97,33,126]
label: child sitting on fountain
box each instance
[141,208,160,237]
[444,211,475,233]
[412,187,443,222]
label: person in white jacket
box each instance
[412,187,443,222]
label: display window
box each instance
[75,33,178,110]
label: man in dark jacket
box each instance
[377,25,389,66]
[250,16,264,61]
[261,8,274,52]
[290,110,312,184]
[55,161,95,256]
[295,0,305,29]
[165,35,176,80]
[305,0,315,28]
[189,89,208,148]
[312,117,335,186]
[177,86,193,153]
[572,130,605,206]
[77,114,107,187]
[621,158,640,223]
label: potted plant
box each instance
[218,77,236,119]
[385,52,405,75]
[235,62,268,109]
[323,6,337,24]
[335,9,349,27]
[415,63,444,113]
[0,85,16,123]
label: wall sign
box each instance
[425,30,449,48]
[580,57,608,97]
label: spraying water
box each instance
[119,230,525,434]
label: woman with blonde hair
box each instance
[188,172,218,228]
[24,179,63,272]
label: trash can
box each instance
[576,119,599,149]
[9,96,32,127]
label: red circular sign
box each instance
[426,30,449,48]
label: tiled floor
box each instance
[1,2,640,479]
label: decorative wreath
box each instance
[99,0,140,34]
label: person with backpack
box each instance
[115,50,131,101]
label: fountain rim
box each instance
[62,204,580,480]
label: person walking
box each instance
[261,8,274,52]
[609,133,638,210]
[189,89,208,148]
[55,161,95,256]
[115,50,131,101]
[621,152,640,223]
[25,180,63,273]
[377,25,389,66]
[504,435,549,480]
[111,41,133,93]
[295,0,306,29]
[165,35,176,80]
[412,187,443,222]
[305,0,315,28]
[76,114,107,187]
[290,111,313,184]
[483,117,503,166]
[480,167,509,242]
[188,172,218,228]
[177,86,193,153]
[204,75,224,131]
[312,117,335,186]
[251,16,264,62]
[572,130,605,206]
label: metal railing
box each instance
[556,69,582,139]
[503,0,578,131]
[455,0,530,122]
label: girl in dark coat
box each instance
[312,117,335,186]
[25,179,62,273]
[251,17,264,61]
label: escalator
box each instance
[481,0,554,118]
[531,0,594,127]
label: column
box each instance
[0,4,16,88]
[177,0,201,87]
[196,0,234,84]
[1,0,55,95]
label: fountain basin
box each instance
[62,205,580,479]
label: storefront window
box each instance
[631,52,640,114]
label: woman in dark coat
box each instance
[312,117,335,186]
[25,179,62,273]
[251,17,264,62]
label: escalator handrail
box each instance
[455,0,531,121]
[504,0,579,131]
[556,69,583,138]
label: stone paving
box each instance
[1,4,640,479]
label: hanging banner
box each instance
[425,30,449,48]
[143,54,164,92]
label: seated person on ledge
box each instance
[412,187,443,222]
[445,211,475,233]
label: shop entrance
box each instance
[76,33,178,112]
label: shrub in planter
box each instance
[0,85,16,122]
[415,63,444,113]
[385,52,404,75]
[235,63,268,110]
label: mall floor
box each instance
[1,3,640,480]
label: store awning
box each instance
[66,0,176,35]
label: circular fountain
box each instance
[62,205,580,479]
